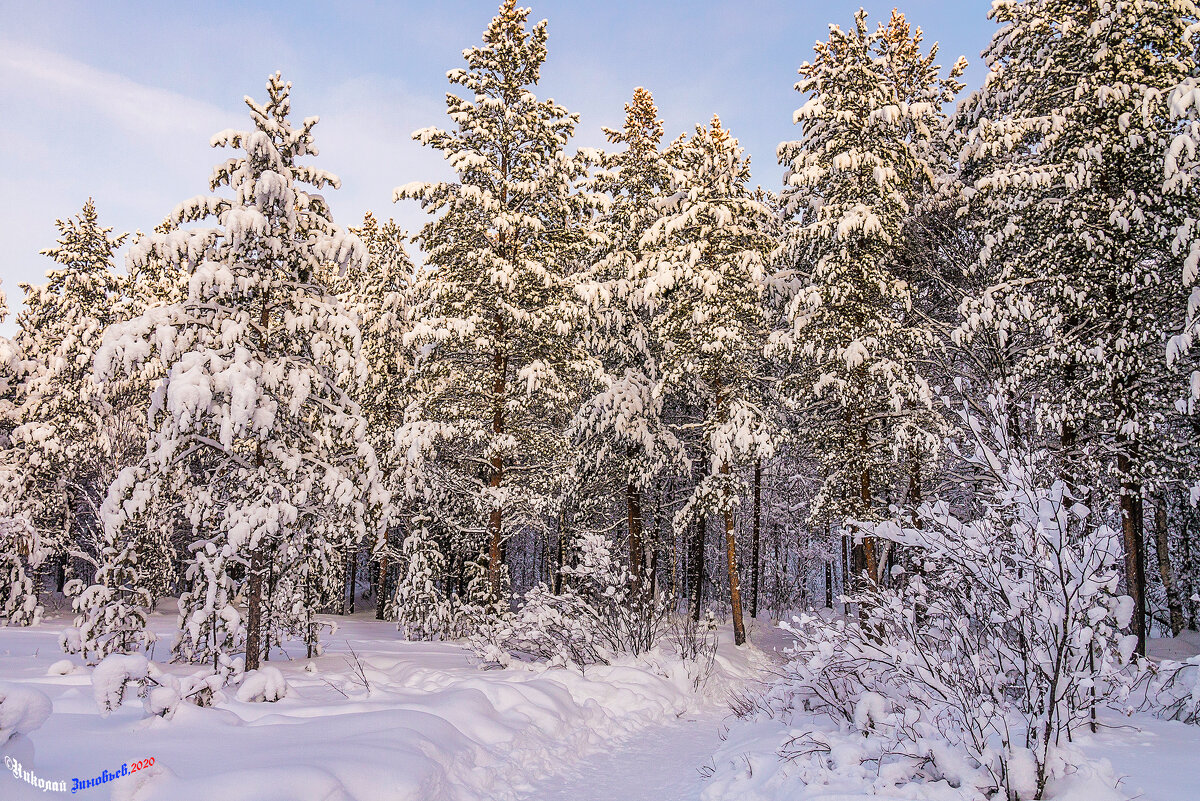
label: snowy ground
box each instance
[699,627,1200,801]
[0,605,776,801]
[2,609,1197,800]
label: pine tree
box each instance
[639,116,775,646]
[572,87,685,594]
[346,212,413,470]
[91,73,386,670]
[395,0,598,605]
[958,0,1200,654]
[11,199,130,582]
[62,477,157,664]
[392,516,453,640]
[0,285,42,627]
[773,10,964,585]
[344,213,414,612]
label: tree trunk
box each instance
[649,536,659,599]
[691,514,705,623]
[840,531,850,611]
[1117,443,1146,656]
[245,545,265,671]
[626,480,645,595]
[375,552,389,620]
[343,540,356,615]
[852,421,879,586]
[1154,494,1185,637]
[487,340,507,606]
[825,560,833,609]
[553,519,565,595]
[263,555,277,662]
[750,459,762,620]
[721,456,746,646]
[245,440,267,671]
[1184,516,1198,630]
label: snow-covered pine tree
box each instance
[344,213,414,611]
[392,515,453,640]
[346,213,413,466]
[572,87,685,594]
[639,116,775,646]
[773,10,964,585]
[62,487,157,665]
[0,514,41,627]
[10,200,130,586]
[0,284,43,627]
[1166,7,1200,462]
[395,0,599,605]
[958,0,1200,654]
[92,73,386,671]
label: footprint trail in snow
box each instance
[516,711,730,801]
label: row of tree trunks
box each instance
[750,459,762,619]
[1154,496,1186,636]
[487,338,507,607]
[690,514,705,622]
[720,456,747,646]
[627,479,645,596]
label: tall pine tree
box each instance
[395,0,598,605]
[89,74,385,670]
[958,0,1200,654]
[640,117,775,646]
[774,11,963,585]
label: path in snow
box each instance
[512,618,792,801]
[514,710,731,801]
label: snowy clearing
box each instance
[2,610,1198,800]
[0,608,772,801]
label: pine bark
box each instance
[245,546,265,671]
[343,540,356,614]
[626,480,645,594]
[487,338,507,606]
[851,416,879,586]
[750,459,762,619]
[691,514,705,622]
[1117,442,1147,656]
[1154,495,1185,637]
[245,434,268,672]
[722,457,746,646]
[374,552,389,620]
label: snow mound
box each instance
[110,764,352,801]
[92,653,149,715]
[46,659,76,676]
[0,682,52,743]
[235,667,288,703]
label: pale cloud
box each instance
[0,43,452,332]
[0,39,234,141]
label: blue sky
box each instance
[0,0,995,328]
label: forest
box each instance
[1,1,1200,800]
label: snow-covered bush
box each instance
[235,667,289,703]
[0,683,51,744]
[770,403,1139,800]
[46,659,76,676]
[1139,656,1200,725]
[666,610,719,690]
[0,512,43,628]
[91,653,226,718]
[467,533,671,668]
[92,653,150,716]
[63,512,159,665]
